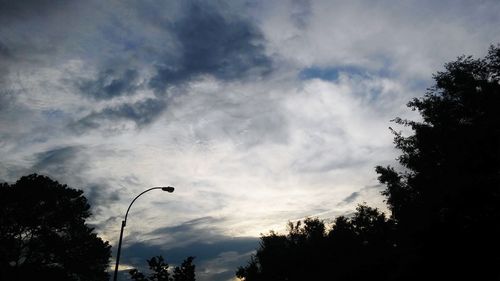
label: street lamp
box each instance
[112,186,175,281]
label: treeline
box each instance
[237,45,500,281]
[237,206,397,280]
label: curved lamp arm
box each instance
[123,186,175,226]
[113,186,174,281]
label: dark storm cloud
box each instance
[0,40,10,58]
[122,238,257,281]
[32,146,83,175]
[0,0,72,21]
[149,1,272,92]
[77,69,140,100]
[29,146,122,218]
[123,236,257,264]
[0,40,15,83]
[85,183,121,216]
[338,184,385,206]
[0,88,15,112]
[0,0,80,61]
[342,191,361,204]
[298,66,378,81]
[71,98,166,132]
[122,216,258,281]
[2,0,275,137]
[149,216,224,240]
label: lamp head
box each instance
[160,186,175,193]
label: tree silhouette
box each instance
[0,174,111,281]
[236,205,396,281]
[130,256,196,281]
[376,44,500,280]
[172,257,196,281]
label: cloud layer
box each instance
[2,0,500,280]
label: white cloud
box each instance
[258,0,500,80]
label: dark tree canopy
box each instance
[236,205,396,281]
[376,44,500,280]
[130,255,196,281]
[238,44,500,281]
[0,174,111,281]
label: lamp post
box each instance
[112,186,175,281]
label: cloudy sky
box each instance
[1,0,500,280]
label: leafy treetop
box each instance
[130,255,196,281]
[0,174,111,281]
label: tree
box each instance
[130,255,196,281]
[376,44,500,279]
[236,205,396,281]
[172,257,196,281]
[0,174,111,281]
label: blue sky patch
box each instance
[299,66,368,81]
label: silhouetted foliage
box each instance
[376,44,500,280]
[237,205,396,281]
[130,255,196,281]
[238,44,500,280]
[172,257,196,281]
[0,174,111,281]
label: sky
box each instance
[1,0,500,280]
